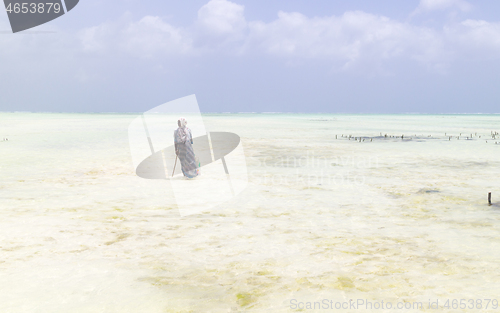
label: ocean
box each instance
[1,112,500,312]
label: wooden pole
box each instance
[489,192,492,206]
[172,155,178,177]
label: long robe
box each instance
[174,128,198,178]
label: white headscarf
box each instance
[177,117,189,143]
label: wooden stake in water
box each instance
[172,155,178,177]
[489,192,492,206]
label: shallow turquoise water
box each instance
[1,113,500,312]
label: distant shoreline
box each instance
[1,112,500,115]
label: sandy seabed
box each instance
[1,113,500,312]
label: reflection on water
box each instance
[1,113,500,312]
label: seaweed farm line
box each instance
[337,130,500,143]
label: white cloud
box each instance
[193,0,247,52]
[445,19,500,53]
[77,0,247,56]
[413,0,472,14]
[80,24,113,53]
[123,16,192,57]
[245,11,446,71]
[196,0,246,36]
[78,15,192,58]
[55,0,500,73]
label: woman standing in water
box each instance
[174,117,198,178]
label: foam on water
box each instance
[1,113,500,312]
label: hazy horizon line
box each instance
[1,111,500,115]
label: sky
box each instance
[1,0,500,113]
